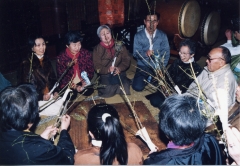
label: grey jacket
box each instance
[187,64,237,110]
[133,29,170,67]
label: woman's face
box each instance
[67,41,81,55]
[179,46,193,63]
[32,38,46,55]
[100,28,112,45]
[236,85,240,102]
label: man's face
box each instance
[206,48,225,72]
[144,15,159,35]
[234,31,240,41]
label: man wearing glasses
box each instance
[132,10,170,92]
[187,46,237,126]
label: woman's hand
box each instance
[113,67,120,75]
[226,127,240,165]
[43,93,51,101]
[60,115,71,131]
[109,66,115,73]
[75,80,87,92]
[40,125,58,140]
[53,92,59,99]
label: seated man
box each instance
[132,10,170,92]
[0,84,75,165]
[144,94,226,165]
[0,72,11,92]
[187,46,237,116]
[221,17,240,80]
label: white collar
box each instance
[145,28,156,50]
[91,139,102,147]
[35,54,44,59]
[145,28,156,39]
[183,57,194,64]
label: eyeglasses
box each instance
[179,52,191,56]
[206,55,224,62]
[145,20,158,23]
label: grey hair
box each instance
[97,25,111,38]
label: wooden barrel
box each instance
[155,0,201,38]
[200,11,221,46]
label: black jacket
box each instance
[144,134,226,165]
[168,58,202,93]
[0,130,75,165]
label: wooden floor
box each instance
[67,99,166,158]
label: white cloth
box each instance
[221,40,240,69]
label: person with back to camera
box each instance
[146,39,203,108]
[93,25,131,98]
[74,103,143,165]
[57,31,94,95]
[20,34,58,101]
[144,94,226,165]
[0,83,75,165]
[221,17,240,80]
[132,10,170,92]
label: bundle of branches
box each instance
[136,50,179,98]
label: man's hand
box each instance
[146,50,154,57]
[60,115,71,131]
[40,125,58,140]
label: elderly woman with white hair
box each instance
[93,25,131,97]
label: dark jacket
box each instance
[168,58,203,93]
[0,130,75,165]
[20,54,57,100]
[144,134,226,165]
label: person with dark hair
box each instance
[146,39,202,107]
[93,25,131,97]
[187,46,237,124]
[221,17,240,80]
[132,10,170,92]
[0,84,75,165]
[20,34,57,101]
[57,30,94,94]
[144,94,226,165]
[74,104,143,165]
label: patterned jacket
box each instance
[57,48,94,89]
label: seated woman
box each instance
[74,104,143,165]
[93,25,131,98]
[144,94,226,165]
[57,31,94,95]
[0,84,75,165]
[146,39,202,107]
[20,34,57,101]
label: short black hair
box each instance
[65,31,83,46]
[144,10,160,20]
[159,94,207,146]
[218,46,231,64]
[179,39,196,55]
[0,84,39,131]
[28,34,45,50]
